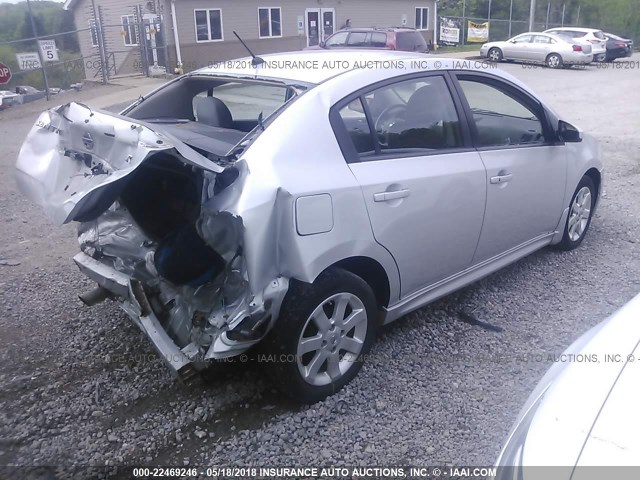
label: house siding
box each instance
[166,0,436,72]
[72,0,148,80]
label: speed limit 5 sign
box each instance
[38,40,59,62]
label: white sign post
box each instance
[16,52,42,71]
[38,39,59,62]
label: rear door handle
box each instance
[374,189,410,202]
[490,173,513,184]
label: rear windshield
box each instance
[396,31,428,51]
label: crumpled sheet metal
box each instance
[15,102,223,226]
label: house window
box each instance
[121,15,139,46]
[258,7,282,38]
[415,7,429,30]
[195,9,223,42]
[88,19,98,47]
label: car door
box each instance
[530,35,554,63]
[330,73,486,298]
[503,34,534,60]
[453,73,567,264]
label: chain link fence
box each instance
[0,3,167,102]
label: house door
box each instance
[306,8,335,47]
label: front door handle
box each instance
[490,173,513,184]
[374,189,410,202]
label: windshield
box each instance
[125,76,303,134]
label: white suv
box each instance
[544,27,607,61]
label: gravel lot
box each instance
[1,56,640,475]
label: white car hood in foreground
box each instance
[496,293,640,479]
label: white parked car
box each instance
[494,293,640,478]
[16,51,603,403]
[480,32,593,68]
[544,27,608,62]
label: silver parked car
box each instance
[480,32,593,68]
[15,51,603,403]
[494,293,640,479]
[544,27,608,62]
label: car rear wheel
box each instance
[262,268,377,403]
[556,175,596,251]
[488,48,503,62]
[546,53,563,69]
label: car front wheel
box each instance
[262,268,377,403]
[556,175,596,250]
[488,48,503,62]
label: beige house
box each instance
[66,0,437,79]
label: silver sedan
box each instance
[15,50,603,403]
[480,32,593,68]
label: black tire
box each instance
[555,175,596,251]
[488,48,503,62]
[546,53,563,69]
[262,268,377,404]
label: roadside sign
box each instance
[38,39,59,62]
[16,52,42,71]
[0,63,11,84]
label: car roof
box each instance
[195,50,439,85]
[546,27,602,33]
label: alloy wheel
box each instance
[296,292,368,386]
[568,186,592,241]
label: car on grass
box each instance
[480,32,593,68]
[310,26,429,53]
[603,32,634,62]
[16,50,603,403]
[493,293,640,479]
[544,27,608,62]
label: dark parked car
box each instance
[603,32,633,61]
[312,27,429,53]
[15,85,46,103]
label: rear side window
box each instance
[458,79,544,147]
[396,32,427,51]
[593,31,606,40]
[347,32,368,46]
[338,99,375,155]
[370,32,387,47]
[335,75,464,160]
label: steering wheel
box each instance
[374,104,406,147]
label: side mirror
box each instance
[319,40,326,48]
[558,120,582,142]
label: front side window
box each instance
[258,7,282,38]
[121,15,138,46]
[512,34,532,43]
[325,31,348,47]
[458,79,544,147]
[195,9,223,42]
[415,7,429,30]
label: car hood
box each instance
[518,293,640,473]
[15,102,230,225]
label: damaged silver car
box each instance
[16,51,603,403]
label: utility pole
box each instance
[26,0,50,100]
[576,5,581,25]
[561,4,566,26]
[545,2,551,29]
[509,0,514,37]
[461,0,466,46]
[529,0,537,32]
